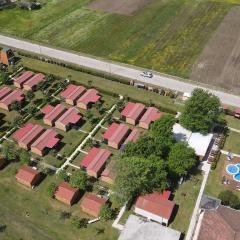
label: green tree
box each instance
[112,156,168,205]
[47,182,57,198]
[180,89,221,133]
[58,169,69,182]
[71,217,88,229]
[100,205,114,221]
[1,142,18,161]
[218,190,240,209]
[19,149,31,165]
[11,101,22,111]
[26,91,35,101]
[168,142,196,179]
[69,170,88,190]
[0,70,11,85]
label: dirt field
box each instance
[191,6,240,94]
[89,0,152,15]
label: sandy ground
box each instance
[191,6,240,94]
[89,0,152,16]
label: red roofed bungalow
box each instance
[15,165,41,188]
[80,147,111,178]
[55,107,81,131]
[103,122,130,149]
[14,71,34,88]
[80,193,107,217]
[61,84,86,105]
[139,107,162,129]
[123,128,139,145]
[121,102,146,125]
[42,104,66,127]
[134,191,175,226]
[13,123,45,150]
[23,73,45,91]
[0,89,24,111]
[31,129,60,156]
[0,87,12,100]
[101,160,116,185]
[77,89,101,110]
[235,108,240,119]
[55,182,80,205]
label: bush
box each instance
[47,182,57,198]
[71,217,88,229]
[100,205,115,221]
[218,190,240,209]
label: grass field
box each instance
[0,163,119,240]
[0,0,236,78]
[223,131,240,154]
[225,115,240,130]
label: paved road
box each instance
[1,35,240,106]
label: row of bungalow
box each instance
[15,165,175,224]
[15,165,107,217]
[60,84,101,110]
[0,86,24,111]
[14,71,45,91]
[41,104,81,131]
[13,123,60,156]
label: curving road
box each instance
[0,35,240,106]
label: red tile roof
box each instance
[31,129,59,151]
[235,108,240,114]
[43,104,66,123]
[103,123,130,145]
[14,71,34,85]
[135,192,175,220]
[123,128,139,145]
[55,182,79,203]
[80,147,111,173]
[13,123,35,141]
[198,205,240,240]
[61,84,86,102]
[55,107,81,126]
[0,89,24,105]
[139,107,162,125]
[121,102,146,121]
[80,193,107,217]
[0,87,12,100]
[41,105,54,115]
[23,73,45,88]
[77,89,100,106]
[15,165,40,185]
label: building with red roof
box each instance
[80,193,107,217]
[13,123,45,150]
[15,165,41,188]
[139,107,162,129]
[134,191,175,226]
[55,107,81,131]
[23,73,45,91]
[235,108,240,119]
[103,122,130,149]
[77,89,101,110]
[123,128,139,145]
[0,87,12,100]
[121,102,146,125]
[31,129,60,156]
[55,182,80,205]
[101,160,117,185]
[80,147,111,178]
[42,104,66,127]
[0,89,24,111]
[60,84,86,105]
[14,71,34,88]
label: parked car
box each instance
[140,71,153,78]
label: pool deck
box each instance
[222,156,240,190]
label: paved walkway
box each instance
[0,35,240,106]
[112,204,126,231]
[221,150,240,158]
[185,163,211,240]
[229,127,240,133]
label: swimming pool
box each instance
[234,173,240,182]
[226,164,239,175]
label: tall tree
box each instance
[19,149,31,165]
[180,88,221,133]
[69,170,88,190]
[167,142,196,179]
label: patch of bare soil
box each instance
[191,6,240,94]
[89,0,152,16]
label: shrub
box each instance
[218,190,240,209]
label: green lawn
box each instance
[170,172,203,234]
[0,0,233,78]
[22,57,179,113]
[223,131,240,154]
[225,115,240,130]
[205,154,240,198]
[0,163,119,240]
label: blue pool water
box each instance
[233,174,240,182]
[226,164,239,175]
